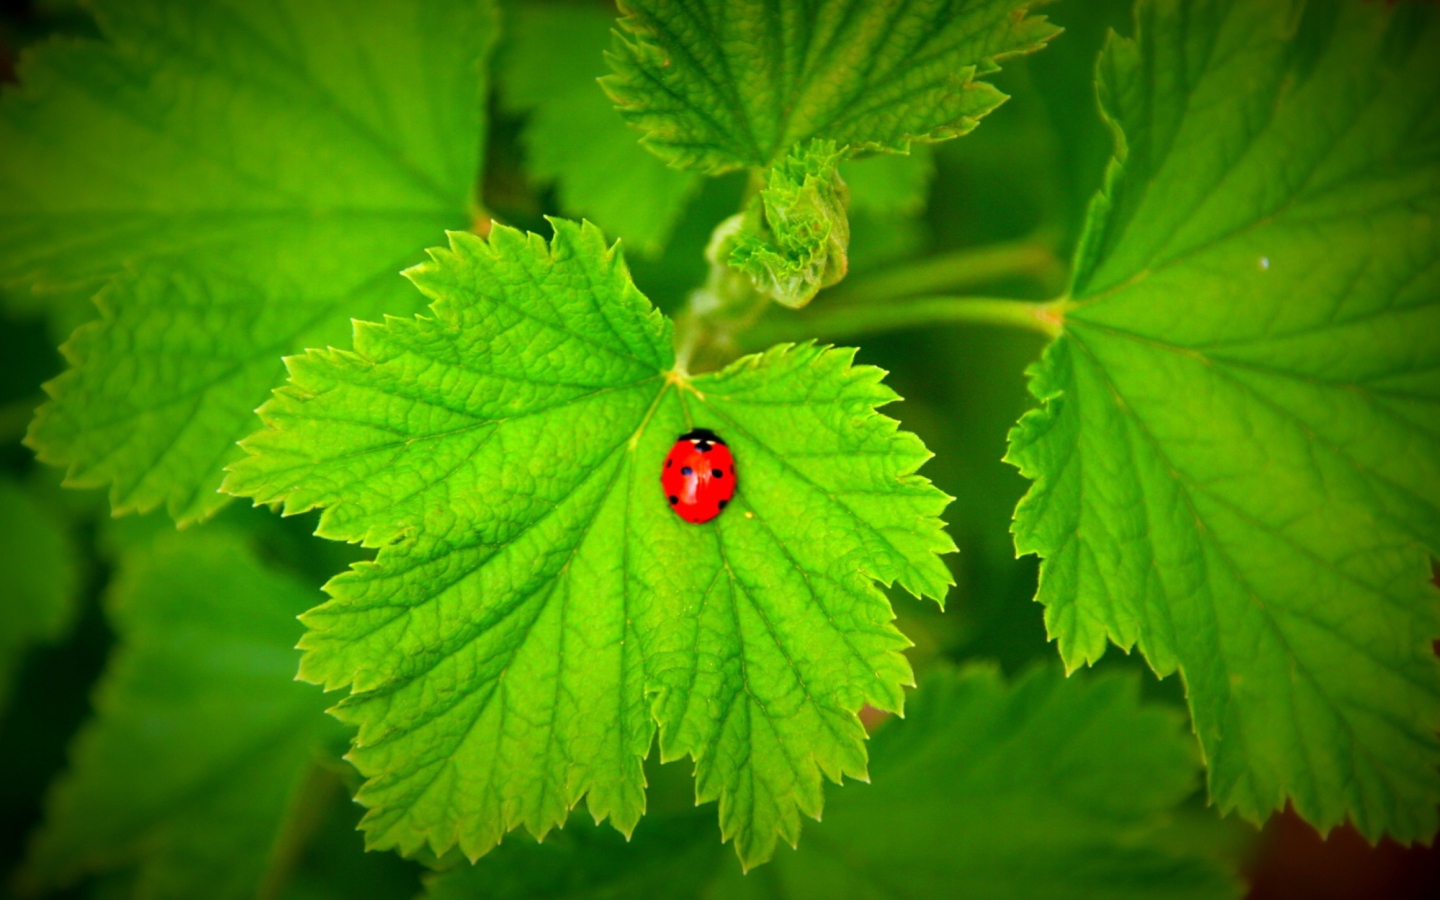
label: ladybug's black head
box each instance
[679,428,725,446]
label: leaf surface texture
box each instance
[426,665,1240,899]
[225,219,953,868]
[1007,0,1440,840]
[603,0,1058,172]
[23,529,337,899]
[9,0,497,522]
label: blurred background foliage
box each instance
[0,0,1436,897]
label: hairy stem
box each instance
[672,212,771,373]
[742,295,1067,348]
[820,236,1062,305]
[673,190,1064,369]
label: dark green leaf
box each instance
[603,0,1058,173]
[1008,0,1440,841]
[22,528,340,899]
[10,0,498,523]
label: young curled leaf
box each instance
[727,141,851,309]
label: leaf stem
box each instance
[671,213,771,373]
[742,295,1068,348]
[821,236,1063,305]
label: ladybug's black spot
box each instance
[718,499,728,510]
[681,466,693,475]
[679,428,725,446]
[668,495,678,505]
[712,469,723,478]
[666,459,671,468]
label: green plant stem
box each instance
[676,200,1063,371]
[743,295,1067,348]
[672,211,770,373]
[821,236,1062,304]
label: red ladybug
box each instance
[661,428,736,523]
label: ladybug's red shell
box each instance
[661,428,736,523]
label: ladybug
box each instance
[661,428,736,523]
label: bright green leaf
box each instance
[425,665,1240,899]
[223,219,953,868]
[21,528,340,900]
[499,0,702,256]
[1007,0,1440,841]
[728,140,851,309]
[0,476,79,712]
[8,0,498,523]
[602,0,1059,174]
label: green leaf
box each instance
[728,140,851,309]
[22,528,340,899]
[223,219,953,869]
[499,0,702,256]
[0,476,79,712]
[1007,0,1440,841]
[602,0,1059,174]
[8,0,498,523]
[424,665,1240,899]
